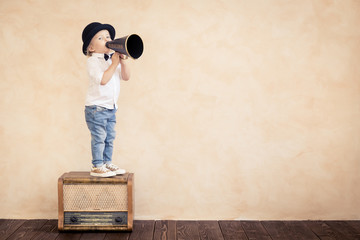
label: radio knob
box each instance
[115,217,123,223]
[70,216,78,223]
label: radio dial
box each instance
[70,216,78,223]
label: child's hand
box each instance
[119,54,129,64]
[111,52,120,65]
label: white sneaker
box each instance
[90,165,116,177]
[106,163,126,175]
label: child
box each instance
[82,22,131,177]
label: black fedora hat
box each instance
[82,22,115,55]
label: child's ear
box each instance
[88,44,95,52]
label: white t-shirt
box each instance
[85,53,121,109]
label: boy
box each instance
[82,22,131,177]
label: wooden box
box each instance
[58,172,133,231]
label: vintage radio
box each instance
[58,172,133,231]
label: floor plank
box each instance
[261,221,297,240]
[104,231,130,240]
[128,220,155,240]
[218,221,248,240]
[325,221,360,240]
[283,221,320,240]
[79,232,106,240]
[197,221,224,240]
[241,221,272,240]
[6,219,47,240]
[346,221,360,234]
[177,221,200,240]
[153,220,176,240]
[55,231,82,240]
[31,220,59,240]
[305,221,338,240]
[263,221,320,240]
[0,219,26,240]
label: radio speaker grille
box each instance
[63,184,128,211]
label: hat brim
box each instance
[82,24,115,55]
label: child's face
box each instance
[88,30,112,54]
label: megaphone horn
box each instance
[106,34,144,59]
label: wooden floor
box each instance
[1,219,360,240]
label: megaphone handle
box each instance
[120,55,129,60]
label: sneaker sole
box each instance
[114,169,126,175]
[90,172,116,178]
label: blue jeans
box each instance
[85,105,117,167]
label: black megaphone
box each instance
[106,34,144,59]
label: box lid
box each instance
[59,171,131,184]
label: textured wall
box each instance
[0,0,359,219]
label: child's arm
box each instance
[100,52,121,85]
[120,55,131,81]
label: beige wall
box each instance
[0,0,359,220]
